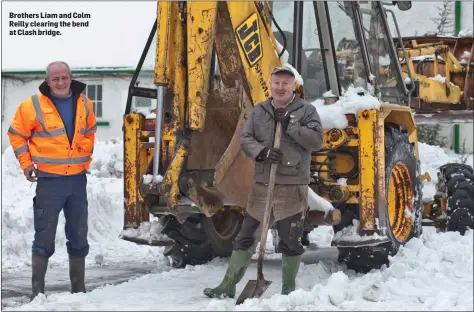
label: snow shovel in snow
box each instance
[235,121,282,305]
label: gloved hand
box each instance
[256,147,283,164]
[275,108,290,130]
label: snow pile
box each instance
[312,86,381,129]
[405,54,445,63]
[418,142,473,201]
[337,178,348,186]
[142,174,164,184]
[429,74,456,86]
[7,227,472,311]
[332,219,388,242]
[307,187,334,215]
[120,220,170,243]
[461,51,472,66]
[88,138,123,178]
[132,107,156,119]
[1,140,166,272]
[458,29,473,37]
[429,74,447,83]
[224,230,473,311]
[308,224,335,247]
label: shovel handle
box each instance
[256,121,282,280]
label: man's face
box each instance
[45,63,71,97]
[270,73,296,104]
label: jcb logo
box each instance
[236,13,262,67]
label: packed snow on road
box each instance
[1,139,472,311]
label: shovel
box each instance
[235,121,282,305]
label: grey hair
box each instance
[45,61,72,78]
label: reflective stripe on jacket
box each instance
[7,92,97,175]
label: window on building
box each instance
[84,84,103,118]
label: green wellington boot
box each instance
[203,250,252,299]
[281,254,301,295]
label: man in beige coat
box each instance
[204,66,324,299]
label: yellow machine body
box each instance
[121,1,473,271]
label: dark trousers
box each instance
[32,174,89,258]
[233,212,304,256]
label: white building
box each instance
[1,67,154,152]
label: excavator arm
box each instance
[121,0,473,272]
[123,1,307,228]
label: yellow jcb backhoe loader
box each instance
[121,1,473,272]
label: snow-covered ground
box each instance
[1,139,167,272]
[1,138,473,311]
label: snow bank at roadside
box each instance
[1,139,166,272]
[418,142,473,201]
[7,228,472,311]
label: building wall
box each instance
[459,123,474,153]
[2,72,473,155]
[1,73,154,153]
[437,123,474,153]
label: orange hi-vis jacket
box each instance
[8,82,97,176]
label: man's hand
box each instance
[275,108,290,130]
[257,147,283,164]
[24,165,38,182]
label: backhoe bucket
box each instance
[214,110,255,208]
[182,82,255,216]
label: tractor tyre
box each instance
[437,163,474,235]
[160,209,244,268]
[337,126,423,273]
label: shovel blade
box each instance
[235,279,272,305]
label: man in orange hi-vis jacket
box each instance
[7,61,97,300]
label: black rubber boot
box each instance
[69,256,86,293]
[203,250,252,299]
[31,253,49,301]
